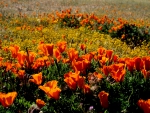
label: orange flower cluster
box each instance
[15,25,43,32]
[55,8,134,30]
[1,41,150,86]
[55,9,150,48]
[102,63,126,82]
[0,41,150,84]
[64,71,90,94]
[0,40,150,110]
[122,57,150,78]
[38,43,54,56]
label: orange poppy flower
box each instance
[56,41,67,53]
[98,91,109,109]
[110,69,126,82]
[32,58,44,70]
[99,56,108,66]
[67,48,78,61]
[29,72,42,85]
[102,65,110,76]
[81,53,94,62]
[45,44,54,56]
[36,99,46,109]
[109,63,124,72]
[53,48,62,62]
[118,58,126,64]
[141,69,150,79]
[72,59,90,74]
[9,45,20,58]
[28,51,36,63]
[25,51,36,68]
[0,92,17,107]
[138,99,150,113]
[112,54,118,63]
[97,54,103,61]
[64,71,80,82]
[64,77,77,90]
[125,58,135,73]
[32,56,50,69]
[17,51,26,66]
[142,57,150,71]
[106,50,113,61]
[38,43,54,56]
[64,71,80,90]
[72,59,83,72]
[39,80,61,100]
[109,63,126,82]
[49,87,61,100]
[133,57,144,71]
[97,47,106,55]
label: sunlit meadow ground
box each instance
[1,0,150,20]
[1,0,150,57]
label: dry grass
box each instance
[1,0,150,21]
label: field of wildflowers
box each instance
[0,0,150,113]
